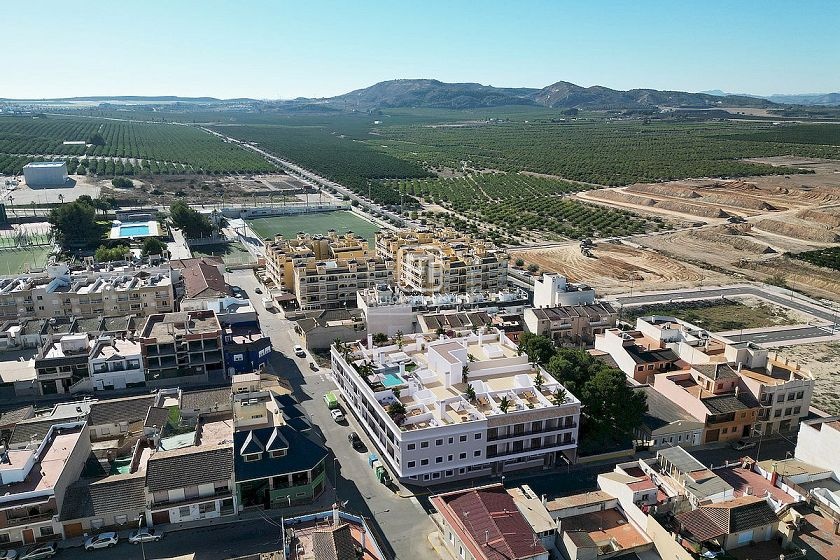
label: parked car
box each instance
[730,440,756,451]
[254,287,263,294]
[0,550,18,560]
[84,532,119,550]
[20,544,56,560]
[293,345,306,358]
[331,409,345,423]
[309,362,319,372]
[128,528,163,544]
[348,431,363,450]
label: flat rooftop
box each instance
[347,330,578,432]
[90,338,141,360]
[141,311,220,341]
[0,425,85,496]
[24,162,66,169]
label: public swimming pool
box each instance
[381,372,404,387]
[119,223,150,236]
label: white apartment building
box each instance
[357,284,528,336]
[88,336,145,391]
[330,329,580,486]
[0,263,174,321]
[532,274,595,309]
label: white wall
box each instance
[795,421,840,474]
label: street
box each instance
[229,270,437,560]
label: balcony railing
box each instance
[486,440,575,459]
[5,511,55,527]
[487,423,577,442]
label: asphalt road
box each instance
[229,271,437,560]
[725,326,836,344]
[59,518,284,560]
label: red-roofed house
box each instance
[431,484,549,560]
[170,257,230,303]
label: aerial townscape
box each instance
[1,2,840,560]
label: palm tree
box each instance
[465,383,476,403]
[467,354,476,363]
[499,396,510,414]
[395,330,404,350]
[534,371,545,392]
[461,364,469,385]
[553,387,568,406]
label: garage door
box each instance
[63,523,84,538]
[737,529,753,545]
[152,510,170,526]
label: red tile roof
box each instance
[171,257,229,299]
[432,485,546,560]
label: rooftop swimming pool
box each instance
[381,372,404,388]
[109,220,159,239]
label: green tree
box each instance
[534,371,545,392]
[552,387,568,406]
[517,333,555,365]
[88,132,106,146]
[141,237,167,257]
[94,244,130,262]
[499,395,510,414]
[465,383,476,403]
[112,177,134,189]
[48,199,99,247]
[580,368,647,440]
[372,332,388,346]
[170,201,213,238]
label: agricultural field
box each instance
[0,115,275,175]
[400,174,659,243]
[209,123,431,205]
[372,121,840,185]
[247,210,380,243]
[620,299,797,332]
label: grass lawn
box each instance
[191,241,255,264]
[0,246,51,274]
[247,210,380,243]
[621,299,796,332]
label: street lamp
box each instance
[137,515,146,560]
[333,457,340,499]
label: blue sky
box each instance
[5,0,838,99]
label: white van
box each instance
[261,297,274,310]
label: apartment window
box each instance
[458,468,466,474]
[448,454,454,461]
[459,452,467,460]
[793,406,801,415]
[722,428,728,434]
[445,470,454,477]
[407,461,415,468]
[785,408,792,416]
[244,453,262,462]
[473,450,481,457]
[0,534,8,544]
[420,441,429,449]
[435,438,443,446]
[39,527,54,537]
[448,437,454,444]
[420,459,429,466]
[474,433,482,440]
[233,354,244,362]
[199,502,215,514]
[270,450,287,458]
[432,472,441,480]
[777,393,785,403]
[459,435,467,443]
[787,393,796,401]
[407,443,416,450]
[436,457,443,464]
[796,391,804,399]
[179,506,191,518]
[774,409,782,418]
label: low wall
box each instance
[576,446,635,464]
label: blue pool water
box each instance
[381,372,404,387]
[119,223,150,236]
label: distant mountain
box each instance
[532,81,775,109]
[0,95,256,103]
[763,93,840,106]
[315,79,776,111]
[324,79,539,110]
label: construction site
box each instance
[515,157,840,301]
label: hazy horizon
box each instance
[4,0,839,99]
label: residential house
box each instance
[652,447,734,507]
[674,495,780,551]
[280,509,386,560]
[180,387,232,420]
[8,402,91,449]
[532,274,595,309]
[417,311,493,336]
[594,328,680,384]
[222,325,272,374]
[59,473,147,538]
[0,422,90,547]
[430,484,549,560]
[139,310,224,386]
[291,308,366,351]
[87,394,159,441]
[524,303,617,345]
[0,406,34,443]
[632,385,704,450]
[87,336,145,391]
[33,333,92,395]
[169,257,230,304]
[794,416,840,479]
[145,425,235,526]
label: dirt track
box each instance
[511,242,728,295]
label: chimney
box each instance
[332,504,340,526]
[367,333,373,349]
[399,362,405,376]
[735,386,740,397]
[737,362,742,373]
